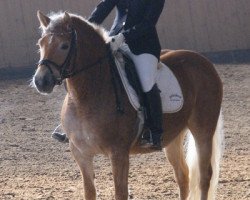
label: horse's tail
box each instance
[186,111,224,199]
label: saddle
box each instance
[110,50,184,114]
[109,50,146,113]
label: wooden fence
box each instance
[0,0,249,68]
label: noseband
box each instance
[38,29,78,85]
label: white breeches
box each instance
[120,44,158,92]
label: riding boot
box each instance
[141,84,163,150]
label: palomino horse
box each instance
[33,11,223,200]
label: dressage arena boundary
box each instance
[0,0,250,68]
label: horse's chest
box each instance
[62,103,106,151]
[63,111,92,141]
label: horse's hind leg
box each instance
[188,111,223,200]
[194,134,213,200]
[165,129,189,200]
[70,142,96,200]
[110,148,129,200]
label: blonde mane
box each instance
[41,12,109,42]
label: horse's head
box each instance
[33,11,75,94]
[33,11,108,94]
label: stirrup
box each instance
[139,130,162,151]
[52,132,69,143]
[140,140,162,150]
[51,124,69,143]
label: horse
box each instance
[33,11,224,200]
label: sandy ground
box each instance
[0,64,249,200]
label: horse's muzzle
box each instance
[33,67,56,94]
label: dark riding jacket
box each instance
[88,0,165,59]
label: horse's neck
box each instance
[66,19,114,109]
[66,61,113,108]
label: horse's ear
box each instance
[37,10,50,28]
[63,12,72,26]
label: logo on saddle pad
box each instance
[114,53,184,113]
[170,94,183,102]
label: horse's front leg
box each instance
[70,142,96,200]
[110,148,130,200]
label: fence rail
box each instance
[0,0,249,68]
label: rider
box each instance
[53,0,165,150]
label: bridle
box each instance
[37,27,123,112]
[38,28,110,85]
[38,29,77,85]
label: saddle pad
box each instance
[114,53,184,113]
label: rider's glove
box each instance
[109,33,125,52]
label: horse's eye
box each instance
[61,43,69,50]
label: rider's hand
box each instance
[109,33,125,52]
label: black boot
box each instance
[141,84,163,150]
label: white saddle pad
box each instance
[114,53,184,113]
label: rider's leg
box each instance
[131,53,163,149]
[143,84,163,149]
[120,44,163,149]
